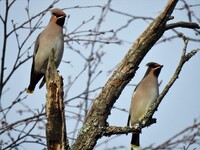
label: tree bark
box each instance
[45,51,69,150]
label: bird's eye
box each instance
[150,65,159,69]
[152,65,157,68]
[53,13,63,18]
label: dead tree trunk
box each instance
[45,50,69,150]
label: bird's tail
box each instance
[131,133,140,150]
[26,85,35,94]
[26,71,43,94]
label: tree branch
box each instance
[165,21,200,30]
[72,0,179,149]
[103,126,141,136]
[101,36,200,136]
[140,36,200,128]
[151,120,200,150]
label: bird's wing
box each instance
[127,83,139,127]
[33,33,41,56]
[127,114,131,126]
[30,33,41,78]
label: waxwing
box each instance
[26,8,66,93]
[127,62,163,149]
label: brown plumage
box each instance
[127,62,163,149]
[26,9,66,93]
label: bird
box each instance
[127,62,163,149]
[26,8,66,94]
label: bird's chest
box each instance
[137,78,159,104]
[40,31,63,56]
[34,30,64,73]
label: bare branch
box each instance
[72,0,179,149]
[150,119,200,150]
[165,21,199,30]
[140,36,200,128]
[98,36,200,137]
[103,126,140,136]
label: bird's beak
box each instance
[158,65,163,69]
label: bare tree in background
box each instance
[0,0,200,150]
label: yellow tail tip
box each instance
[26,89,34,94]
[131,144,140,149]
